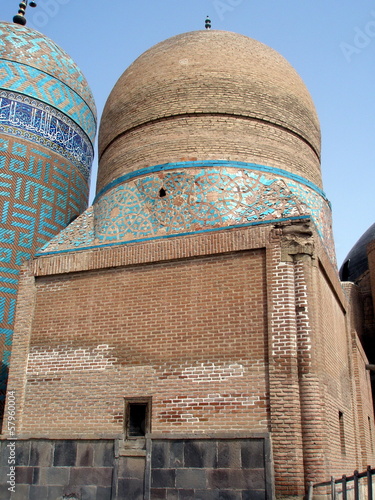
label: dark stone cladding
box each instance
[0,436,272,499]
[148,437,272,500]
[0,439,114,500]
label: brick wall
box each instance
[267,236,305,496]
[294,257,328,486]
[342,280,375,469]
[317,265,362,477]
[5,220,375,498]
[368,241,375,324]
[353,335,375,466]
[21,248,269,437]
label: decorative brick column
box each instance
[269,222,334,497]
[293,255,328,485]
[267,228,305,498]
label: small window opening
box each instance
[369,417,374,452]
[159,188,166,198]
[341,259,350,281]
[129,404,147,436]
[125,398,151,439]
[69,215,78,225]
[339,411,346,455]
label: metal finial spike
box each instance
[205,16,211,30]
[13,0,37,26]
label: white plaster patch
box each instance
[166,393,260,410]
[183,362,244,381]
[161,362,245,382]
[27,344,117,375]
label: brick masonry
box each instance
[4,219,375,499]
[22,247,269,436]
[98,115,321,193]
[1,26,374,499]
[98,31,321,194]
[368,241,375,324]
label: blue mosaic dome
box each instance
[0,21,96,174]
[0,22,97,405]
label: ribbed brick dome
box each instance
[98,30,321,194]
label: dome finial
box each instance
[13,0,37,26]
[205,16,211,30]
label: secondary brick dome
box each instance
[97,30,321,194]
[92,30,334,265]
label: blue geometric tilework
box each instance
[38,206,95,254]
[94,166,333,250]
[0,22,96,115]
[0,137,89,401]
[0,91,93,179]
[95,161,328,203]
[39,161,335,266]
[0,61,96,143]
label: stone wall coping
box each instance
[147,432,270,440]
[3,434,123,441]
[0,437,117,442]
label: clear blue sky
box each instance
[2,0,375,266]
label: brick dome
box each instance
[98,30,321,194]
[93,30,334,264]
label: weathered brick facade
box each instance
[2,219,373,499]
[1,27,374,500]
[340,229,375,436]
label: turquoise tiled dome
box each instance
[0,22,97,408]
[0,22,96,163]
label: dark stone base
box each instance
[149,438,270,500]
[0,435,272,499]
[0,439,114,500]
